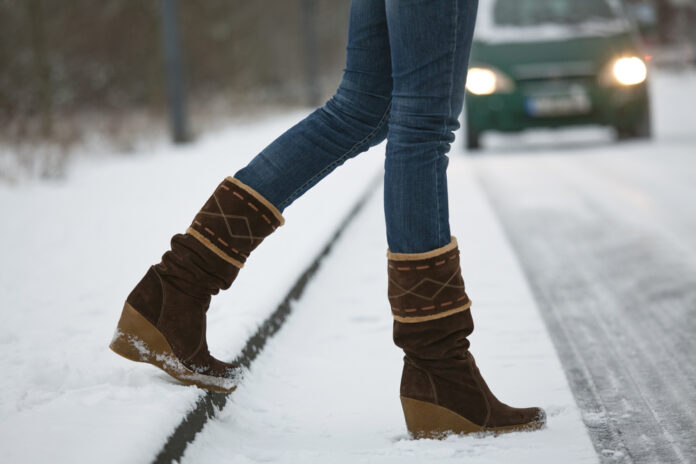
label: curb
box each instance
[152,173,382,464]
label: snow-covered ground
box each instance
[0,112,383,463]
[474,69,696,464]
[179,155,597,464]
[1,68,694,463]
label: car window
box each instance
[493,0,616,26]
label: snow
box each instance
[179,154,598,464]
[474,0,631,44]
[470,70,696,463]
[0,111,383,463]
[1,68,694,463]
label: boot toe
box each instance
[187,353,240,379]
[179,354,241,392]
[500,406,546,430]
[531,407,546,427]
[205,357,242,380]
[483,400,547,431]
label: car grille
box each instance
[512,61,597,81]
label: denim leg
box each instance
[234,0,392,212]
[384,0,478,253]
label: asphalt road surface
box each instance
[476,136,696,464]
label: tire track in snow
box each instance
[151,174,382,464]
[477,153,696,464]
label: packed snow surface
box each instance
[474,69,696,464]
[180,156,597,464]
[1,68,694,463]
[0,112,382,463]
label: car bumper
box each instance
[466,81,649,133]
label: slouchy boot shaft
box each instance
[110,177,283,392]
[388,237,546,437]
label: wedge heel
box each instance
[400,396,482,438]
[400,396,546,437]
[109,303,236,393]
[110,303,170,364]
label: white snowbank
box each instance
[0,110,383,463]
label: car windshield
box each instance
[493,0,617,26]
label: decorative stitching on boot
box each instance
[188,178,283,267]
[225,177,284,225]
[196,211,269,240]
[389,268,462,298]
[187,228,245,268]
[388,238,471,323]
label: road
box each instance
[177,70,696,464]
[477,143,696,464]
[474,70,696,464]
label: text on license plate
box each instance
[524,85,592,117]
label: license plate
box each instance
[524,84,592,117]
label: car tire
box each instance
[466,125,482,151]
[616,110,652,141]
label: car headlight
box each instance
[613,57,647,86]
[466,67,515,95]
[600,56,647,87]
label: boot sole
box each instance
[109,302,237,393]
[400,396,546,438]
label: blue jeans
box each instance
[235,0,478,253]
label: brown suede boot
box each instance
[388,237,546,437]
[110,177,284,392]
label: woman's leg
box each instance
[110,1,394,391]
[384,0,546,437]
[235,0,392,212]
[383,0,477,253]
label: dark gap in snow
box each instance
[152,174,382,464]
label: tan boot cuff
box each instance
[226,176,285,226]
[387,236,471,323]
[188,177,283,268]
[387,236,458,260]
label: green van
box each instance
[465,0,651,149]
